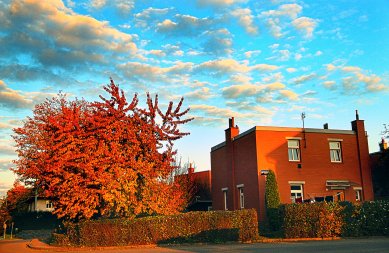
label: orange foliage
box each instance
[5,181,31,213]
[12,79,193,220]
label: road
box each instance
[0,238,388,253]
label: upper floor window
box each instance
[329,141,342,162]
[288,140,300,161]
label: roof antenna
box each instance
[301,112,306,148]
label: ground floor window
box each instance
[238,187,244,209]
[355,188,362,202]
[222,188,228,210]
[290,184,303,203]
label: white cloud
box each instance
[244,50,261,58]
[184,87,213,100]
[323,81,336,89]
[202,29,233,56]
[261,4,302,19]
[90,0,106,9]
[279,89,298,100]
[134,7,172,28]
[294,53,302,61]
[293,73,317,84]
[292,17,318,38]
[0,80,32,109]
[231,8,258,35]
[286,68,297,73]
[197,0,248,7]
[196,59,279,76]
[342,66,362,73]
[157,14,213,37]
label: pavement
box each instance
[1,236,388,253]
[26,237,342,251]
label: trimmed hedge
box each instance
[341,201,389,237]
[54,209,259,246]
[283,202,344,238]
[271,200,389,238]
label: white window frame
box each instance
[329,141,342,163]
[287,139,301,161]
[222,187,228,210]
[237,184,244,209]
[290,184,304,203]
[354,187,362,202]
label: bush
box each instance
[341,201,389,236]
[265,170,282,232]
[55,209,259,246]
[283,202,344,238]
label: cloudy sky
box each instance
[0,0,388,196]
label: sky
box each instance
[0,0,388,197]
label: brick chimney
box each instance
[188,163,195,174]
[379,138,388,152]
[351,110,373,201]
[225,117,239,142]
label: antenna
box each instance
[301,112,306,129]
[301,112,306,148]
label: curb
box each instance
[255,237,341,243]
[27,239,159,252]
[27,237,342,251]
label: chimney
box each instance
[356,110,359,120]
[229,117,235,128]
[188,163,195,174]
[225,117,239,141]
[379,138,388,152]
[323,123,328,129]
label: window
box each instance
[290,184,303,203]
[355,190,362,201]
[237,185,244,209]
[354,187,362,202]
[222,188,228,210]
[329,141,342,162]
[288,140,300,161]
[46,201,53,209]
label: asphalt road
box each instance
[0,238,388,253]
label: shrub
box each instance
[265,170,282,232]
[341,200,389,236]
[55,209,259,246]
[283,202,344,238]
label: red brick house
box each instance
[175,166,212,211]
[211,111,374,221]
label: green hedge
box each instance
[54,209,259,246]
[341,201,389,237]
[272,200,389,238]
[283,202,343,238]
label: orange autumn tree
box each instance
[12,79,193,220]
[5,181,32,214]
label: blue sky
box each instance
[0,0,388,196]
